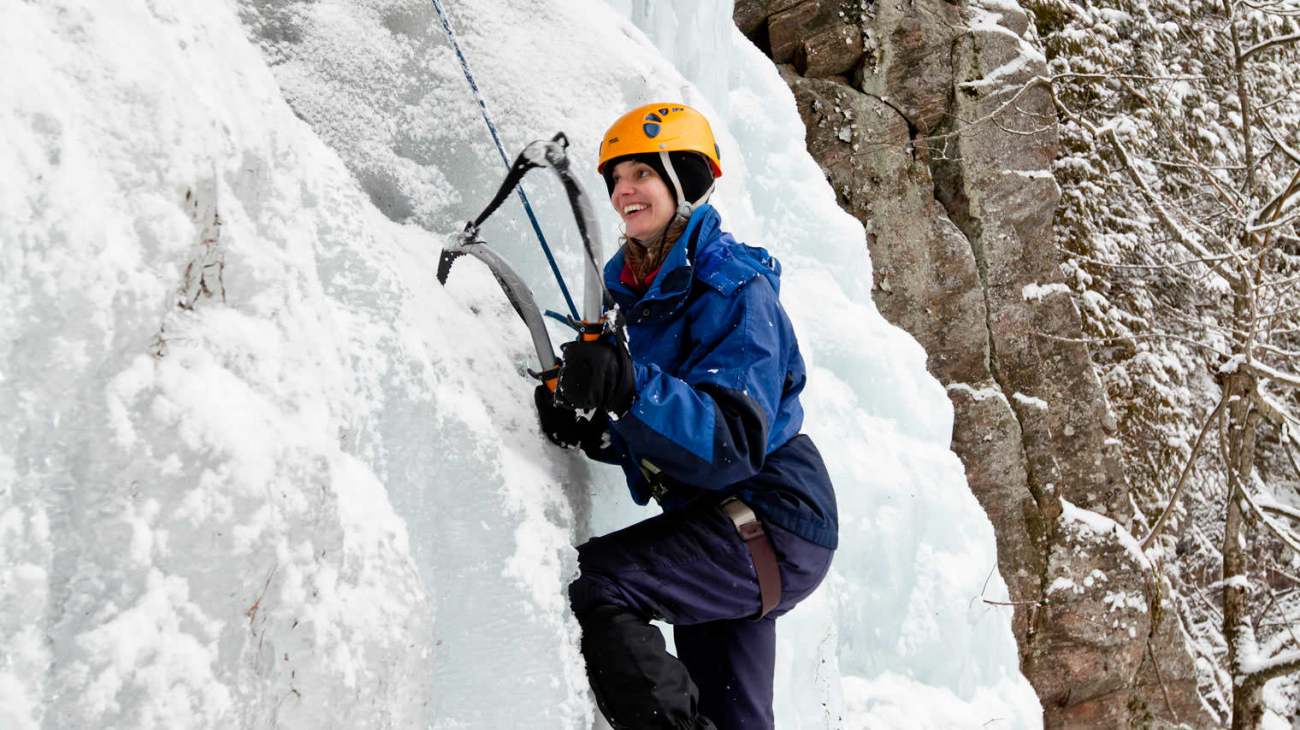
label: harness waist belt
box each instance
[720,497,781,620]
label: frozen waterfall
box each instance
[1,0,1041,727]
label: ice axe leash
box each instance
[438,133,626,391]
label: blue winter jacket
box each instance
[592,205,837,550]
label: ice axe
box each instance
[438,132,624,390]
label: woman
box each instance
[535,103,837,730]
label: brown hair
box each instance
[623,215,690,284]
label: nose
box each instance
[611,175,635,200]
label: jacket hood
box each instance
[690,208,781,297]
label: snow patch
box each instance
[1022,282,1072,301]
[1012,392,1049,411]
[947,382,1010,404]
[1061,499,1153,572]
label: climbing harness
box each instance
[720,496,783,620]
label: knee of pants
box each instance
[569,570,628,620]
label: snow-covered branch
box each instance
[1247,208,1300,235]
[1240,648,1300,683]
[1053,85,1243,284]
[1054,244,1233,272]
[1241,32,1300,62]
[1255,297,1300,323]
[1251,341,1300,359]
[1051,72,1211,83]
[1280,423,1300,483]
[1260,118,1300,166]
[1241,357,1300,388]
[1239,0,1300,14]
[1241,474,1300,554]
[1033,329,1232,360]
[1258,498,1300,523]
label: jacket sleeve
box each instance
[610,279,788,489]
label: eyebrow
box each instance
[615,162,651,175]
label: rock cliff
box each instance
[734,0,1214,726]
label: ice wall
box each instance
[243,0,1041,725]
[4,0,1041,727]
[3,0,583,727]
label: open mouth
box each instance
[622,203,648,220]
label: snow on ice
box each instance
[2,0,1041,728]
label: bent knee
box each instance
[569,570,633,620]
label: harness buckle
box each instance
[719,496,782,620]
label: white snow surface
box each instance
[1,0,1040,728]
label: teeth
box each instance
[623,204,647,214]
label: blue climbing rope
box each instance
[430,0,580,321]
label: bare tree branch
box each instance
[909,76,1054,148]
[1259,117,1300,166]
[1142,387,1233,550]
[1148,641,1182,724]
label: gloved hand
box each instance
[555,339,636,415]
[535,383,620,461]
[534,383,585,449]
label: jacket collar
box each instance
[605,205,720,312]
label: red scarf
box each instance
[620,260,663,296]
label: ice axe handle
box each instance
[574,319,605,343]
[528,364,561,392]
[569,310,628,349]
[529,317,606,392]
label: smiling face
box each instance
[609,159,676,241]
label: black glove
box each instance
[534,384,586,449]
[535,384,618,461]
[555,339,636,415]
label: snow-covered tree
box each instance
[1025,0,1300,723]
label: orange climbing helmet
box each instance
[597,103,723,178]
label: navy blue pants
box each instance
[569,500,834,730]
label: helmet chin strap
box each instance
[659,150,715,220]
